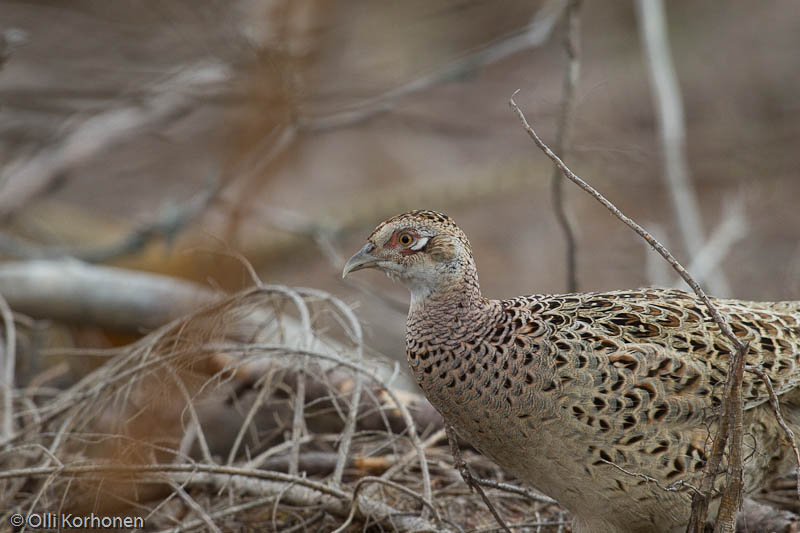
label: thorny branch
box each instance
[509,92,750,533]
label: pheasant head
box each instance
[342,210,481,310]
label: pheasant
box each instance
[342,210,800,533]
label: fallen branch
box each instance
[0,260,216,332]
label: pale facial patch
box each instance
[409,236,429,251]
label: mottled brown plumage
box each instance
[343,210,800,532]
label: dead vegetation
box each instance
[1,1,800,531]
[0,263,569,531]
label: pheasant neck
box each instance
[407,257,488,327]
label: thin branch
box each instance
[0,176,218,263]
[280,287,312,478]
[464,477,558,506]
[598,458,700,495]
[243,437,313,471]
[509,92,749,532]
[225,376,276,467]
[634,0,730,297]
[0,462,347,498]
[303,0,567,132]
[509,93,745,350]
[167,366,213,465]
[331,300,365,487]
[0,28,27,70]
[333,476,443,533]
[0,293,16,440]
[0,63,229,221]
[211,341,436,508]
[157,495,279,533]
[712,352,745,533]
[549,0,582,293]
[745,365,800,500]
[681,199,747,288]
[168,480,222,533]
[446,425,512,533]
[643,223,673,286]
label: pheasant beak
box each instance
[342,242,379,278]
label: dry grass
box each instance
[0,280,566,532]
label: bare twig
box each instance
[446,424,513,533]
[213,340,436,508]
[0,63,229,221]
[509,94,745,352]
[378,427,445,485]
[328,298,365,487]
[0,294,16,440]
[598,458,700,495]
[167,366,213,465]
[0,176,218,263]
[509,92,749,532]
[1,461,447,531]
[168,480,222,533]
[643,223,673,286]
[635,0,730,297]
[465,477,558,506]
[745,365,800,499]
[549,0,582,293]
[712,352,745,533]
[282,288,312,478]
[0,462,348,497]
[157,495,279,533]
[333,476,444,533]
[225,376,276,467]
[304,0,567,132]
[680,199,747,288]
[0,28,27,69]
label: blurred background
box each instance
[2,0,799,369]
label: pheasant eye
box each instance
[398,232,414,247]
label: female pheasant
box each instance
[343,210,800,532]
